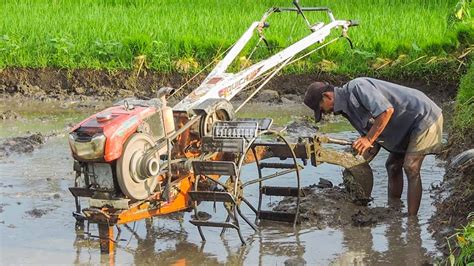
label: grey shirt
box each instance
[334,77,442,153]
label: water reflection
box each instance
[332,214,431,265]
[73,216,224,265]
[256,224,306,265]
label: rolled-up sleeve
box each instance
[352,79,393,117]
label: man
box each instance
[304,77,443,215]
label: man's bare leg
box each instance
[386,152,405,200]
[403,154,426,216]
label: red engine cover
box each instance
[71,105,157,162]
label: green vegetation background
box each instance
[0,0,472,130]
[0,0,472,75]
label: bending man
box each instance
[304,77,443,215]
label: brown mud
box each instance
[428,151,474,255]
[274,183,401,229]
[0,133,47,159]
[1,110,23,120]
[0,68,458,104]
[25,207,53,218]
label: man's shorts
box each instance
[406,115,444,155]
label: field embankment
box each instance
[0,68,460,103]
[429,62,474,258]
[443,62,474,158]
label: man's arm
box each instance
[353,107,394,155]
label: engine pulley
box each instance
[116,133,160,200]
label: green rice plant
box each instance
[0,35,21,67]
[446,213,474,266]
[91,40,123,62]
[448,0,472,24]
[0,0,469,74]
[47,36,75,67]
[123,33,152,57]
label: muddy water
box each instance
[0,101,445,265]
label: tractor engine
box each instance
[68,94,175,202]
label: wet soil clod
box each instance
[0,133,46,159]
[1,110,22,120]
[25,208,52,218]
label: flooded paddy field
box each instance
[0,98,446,265]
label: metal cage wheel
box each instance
[236,130,302,226]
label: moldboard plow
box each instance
[67,1,379,256]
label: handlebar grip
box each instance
[349,20,359,27]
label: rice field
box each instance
[0,0,472,73]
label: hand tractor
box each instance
[68,1,379,256]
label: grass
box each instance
[0,0,472,74]
[446,213,474,265]
[451,61,474,143]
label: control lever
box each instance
[292,0,312,30]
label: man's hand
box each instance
[353,108,394,156]
[352,136,373,155]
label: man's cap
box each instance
[303,81,333,122]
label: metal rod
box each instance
[166,138,172,201]
[236,205,257,231]
[278,7,332,12]
[292,1,312,29]
[220,215,231,236]
[192,175,206,242]
[242,168,296,187]
[288,37,339,65]
[170,44,234,99]
[241,196,258,215]
[235,56,292,113]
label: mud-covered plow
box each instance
[67,1,378,255]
